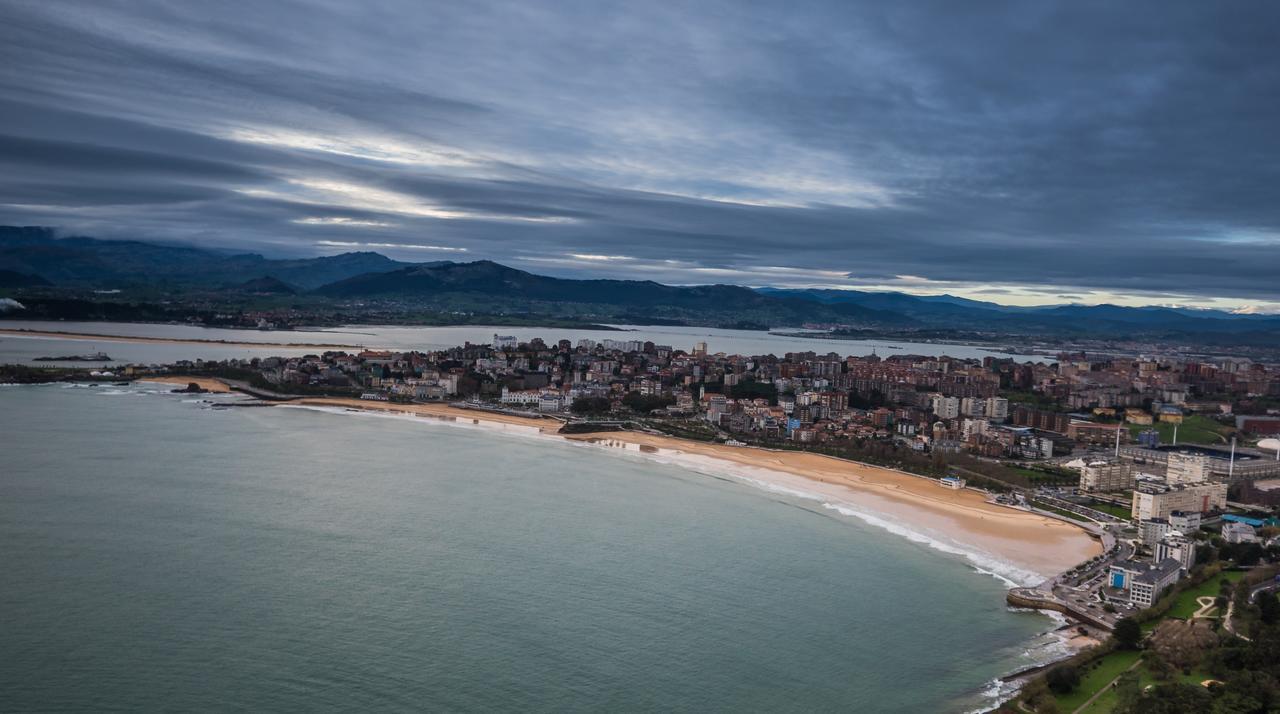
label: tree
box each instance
[570,396,611,415]
[1259,593,1280,625]
[1046,664,1080,694]
[1114,617,1142,650]
[1114,683,1211,714]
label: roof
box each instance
[1223,514,1266,527]
[1133,559,1183,585]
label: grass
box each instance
[1054,649,1143,713]
[1126,414,1232,446]
[1078,660,1216,714]
[1165,570,1245,620]
[1009,465,1078,486]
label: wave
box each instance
[565,437,1049,588]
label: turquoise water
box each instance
[0,383,1057,712]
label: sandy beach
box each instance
[275,394,1100,579]
[0,328,352,350]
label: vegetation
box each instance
[1113,618,1142,650]
[1047,649,1142,713]
[1087,499,1134,520]
[1165,571,1245,620]
[1126,414,1233,445]
[620,392,675,414]
[570,396,612,416]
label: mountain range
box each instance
[2,226,1278,344]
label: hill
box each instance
[0,226,410,290]
[315,260,910,327]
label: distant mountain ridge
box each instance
[0,226,412,290]
[315,259,910,327]
[2,226,1278,341]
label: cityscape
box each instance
[5,1,1280,713]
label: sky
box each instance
[1,1,1279,311]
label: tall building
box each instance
[930,394,959,419]
[1165,453,1210,485]
[985,396,1009,421]
[1156,532,1197,572]
[1132,481,1228,520]
[1079,461,1135,493]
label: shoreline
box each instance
[0,328,354,350]
[266,393,1100,581]
[140,378,1097,709]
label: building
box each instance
[930,394,960,419]
[1139,518,1171,547]
[1165,453,1210,485]
[492,334,519,350]
[1237,415,1280,435]
[1117,445,1280,482]
[1108,558,1183,608]
[1079,461,1135,493]
[1132,481,1228,520]
[986,396,1009,421]
[1155,532,1197,572]
[1068,421,1127,446]
[1223,522,1259,544]
[1169,510,1202,532]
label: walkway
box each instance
[1073,657,1143,714]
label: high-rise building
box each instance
[1080,461,1135,493]
[1132,481,1228,520]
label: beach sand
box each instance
[281,394,1101,579]
[0,328,352,350]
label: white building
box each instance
[1223,522,1259,544]
[1155,532,1197,572]
[930,394,960,420]
[500,387,541,407]
[1139,518,1171,547]
[1169,510,1202,532]
[1108,558,1183,608]
[493,334,519,350]
[986,396,1010,421]
[1132,481,1228,520]
[1166,453,1210,485]
[1080,461,1135,493]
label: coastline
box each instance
[0,328,354,350]
[268,393,1100,581]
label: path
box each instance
[1073,657,1143,714]
[1224,601,1252,642]
[1191,596,1219,620]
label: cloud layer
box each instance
[2,1,1278,308]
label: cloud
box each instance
[0,1,1279,307]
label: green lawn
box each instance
[1054,649,1143,713]
[1165,570,1245,620]
[1078,660,1217,713]
[1127,415,1231,446]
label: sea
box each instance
[0,319,1029,367]
[0,381,1068,712]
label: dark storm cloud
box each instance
[1,0,1279,304]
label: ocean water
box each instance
[0,383,1060,712]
